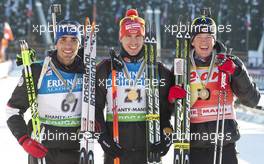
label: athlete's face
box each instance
[192,33,215,59]
[120,34,144,56]
[56,35,80,66]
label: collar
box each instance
[194,52,213,63]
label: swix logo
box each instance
[190,69,219,83]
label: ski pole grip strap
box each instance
[18,134,29,145]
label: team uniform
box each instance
[6,49,84,164]
[95,47,173,164]
[189,42,260,164]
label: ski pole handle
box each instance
[50,4,61,42]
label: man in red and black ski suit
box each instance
[6,20,84,164]
[168,15,260,164]
[95,9,185,164]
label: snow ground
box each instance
[1,73,264,164]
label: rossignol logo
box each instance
[83,56,96,105]
[89,58,96,106]
[83,33,96,106]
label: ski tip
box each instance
[91,21,96,33]
[177,15,183,25]
[145,20,151,34]
[84,17,90,36]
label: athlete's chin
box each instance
[62,58,74,65]
[128,50,141,56]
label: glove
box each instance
[217,54,236,75]
[168,85,187,103]
[109,48,124,71]
[16,48,36,66]
[98,132,124,158]
[19,135,48,158]
[150,127,172,156]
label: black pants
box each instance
[104,150,147,164]
[29,149,79,164]
[190,143,238,164]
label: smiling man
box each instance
[188,15,260,164]
[95,9,185,164]
[6,20,84,164]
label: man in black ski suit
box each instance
[95,9,186,164]
[6,20,84,164]
[168,13,261,164]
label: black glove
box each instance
[150,128,172,156]
[109,48,124,71]
[98,132,124,158]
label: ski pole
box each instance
[218,48,232,164]
[213,48,232,164]
[110,49,120,164]
[19,40,46,164]
[50,4,61,42]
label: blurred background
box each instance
[0,0,263,56]
[1,0,264,88]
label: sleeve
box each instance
[158,63,174,130]
[6,63,41,140]
[95,59,111,133]
[230,56,260,108]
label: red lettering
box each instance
[203,109,210,113]
[190,71,197,82]
[210,109,217,113]
[212,71,219,81]
[191,109,197,115]
[201,72,208,81]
